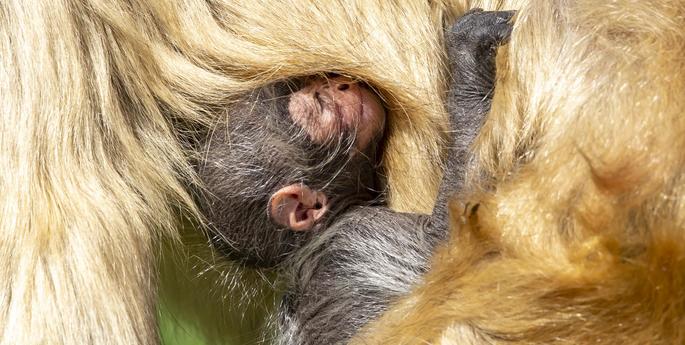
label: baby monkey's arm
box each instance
[431,9,514,232]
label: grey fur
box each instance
[274,11,514,344]
[196,9,514,345]
[196,81,380,267]
[275,208,432,344]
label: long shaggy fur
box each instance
[1,1,448,344]
[3,0,683,344]
[353,0,685,343]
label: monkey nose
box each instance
[318,77,359,95]
[318,79,365,106]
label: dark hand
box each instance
[430,9,515,235]
[446,9,515,117]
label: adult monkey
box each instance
[2,1,684,345]
[353,1,685,344]
[2,1,448,344]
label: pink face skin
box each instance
[269,76,386,232]
[287,76,386,151]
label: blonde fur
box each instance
[2,1,450,344]
[3,0,683,343]
[354,0,685,343]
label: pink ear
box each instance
[268,184,328,231]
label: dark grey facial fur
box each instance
[196,81,382,267]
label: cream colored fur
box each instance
[354,0,685,343]
[1,1,449,343]
[3,0,683,344]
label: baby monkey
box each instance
[199,73,387,267]
[197,9,514,345]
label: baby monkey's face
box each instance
[269,76,386,231]
[197,74,387,267]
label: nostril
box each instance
[314,202,322,210]
[337,83,350,91]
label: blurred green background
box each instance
[158,223,276,345]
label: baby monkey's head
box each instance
[198,75,386,267]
